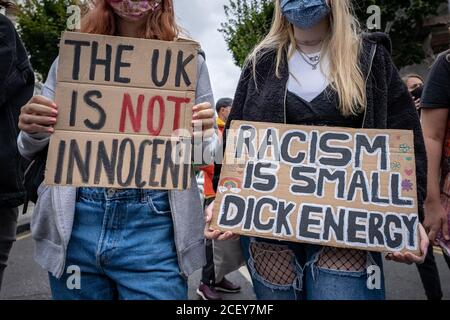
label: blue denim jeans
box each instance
[49,187,187,300]
[241,236,385,300]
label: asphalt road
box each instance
[1,232,449,300]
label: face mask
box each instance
[280,0,330,29]
[107,0,161,21]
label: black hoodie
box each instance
[217,32,427,220]
[0,13,34,207]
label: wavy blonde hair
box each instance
[247,0,366,116]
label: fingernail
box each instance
[52,109,58,115]
[192,113,198,119]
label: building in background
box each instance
[425,1,450,54]
[401,1,450,77]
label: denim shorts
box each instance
[241,236,385,300]
[48,187,187,300]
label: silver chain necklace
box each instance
[296,46,321,70]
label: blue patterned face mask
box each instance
[280,0,331,29]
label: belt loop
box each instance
[140,188,146,203]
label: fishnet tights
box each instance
[316,247,367,272]
[250,243,368,285]
[250,242,297,285]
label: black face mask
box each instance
[410,86,423,100]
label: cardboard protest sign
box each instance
[45,32,199,190]
[211,120,421,254]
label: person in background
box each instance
[0,1,35,290]
[197,98,241,300]
[403,73,445,300]
[421,50,450,282]
[403,74,424,114]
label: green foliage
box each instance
[354,0,443,67]
[219,0,274,67]
[220,0,444,68]
[16,0,80,80]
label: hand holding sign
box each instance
[192,102,215,139]
[19,96,58,135]
[204,201,239,241]
[385,224,428,264]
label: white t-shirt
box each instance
[287,49,330,102]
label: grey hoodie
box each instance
[17,53,217,279]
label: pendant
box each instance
[312,65,317,70]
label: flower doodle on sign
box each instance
[391,161,401,170]
[399,144,411,154]
[218,177,242,194]
[401,179,413,192]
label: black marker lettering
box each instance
[253,197,277,231]
[64,39,90,80]
[175,50,194,87]
[94,140,118,185]
[83,90,106,130]
[323,207,345,242]
[298,205,322,240]
[54,140,66,184]
[67,139,91,184]
[89,41,112,81]
[280,131,306,164]
[219,195,245,227]
[347,210,367,244]
[114,44,133,83]
[135,140,152,188]
[319,132,352,167]
[291,166,317,195]
[151,49,172,87]
[117,138,135,187]
[355,134,388,170]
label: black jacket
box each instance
[219,33,427,220]
[0,14,34,208]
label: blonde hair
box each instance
[247,0,366,117]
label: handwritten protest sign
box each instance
[45,32,199,190]
[211,121,421,253]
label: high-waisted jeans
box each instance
[49,187,187,300]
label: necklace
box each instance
[296,46,321,70]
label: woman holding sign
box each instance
[17,0,217,300]
[206,0,429,300]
